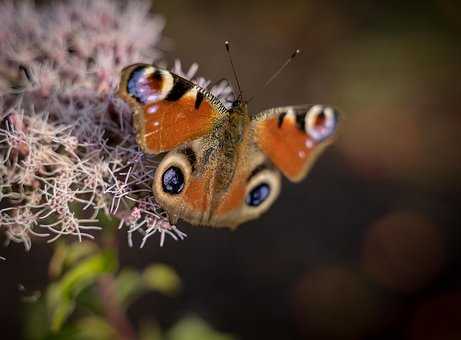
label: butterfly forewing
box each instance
[253,105,339,182]
[118,63,228,154]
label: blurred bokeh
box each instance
[1,0,460,339]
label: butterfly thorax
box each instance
[227,102,250,144]
[205,104,251,193]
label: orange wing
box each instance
[253,105,339,182]
[210,157,282,228]
[118,64,228,154]
[209,131,282,228]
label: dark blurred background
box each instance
[2,0,461,339]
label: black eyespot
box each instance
[246,183,271,207]
[162,166,185,194]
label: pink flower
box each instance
[0,0,232,250]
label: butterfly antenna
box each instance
[247,49,301,104]
[225,41,243,100]
[19,64,33,83]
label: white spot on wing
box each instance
[147,105,159,114]
[159,70,174,96]
[147,94,160,102]
[184,87,198,99]
[144,66,155,75]
[285,108,296,123]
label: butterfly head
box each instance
[230,96,249,115]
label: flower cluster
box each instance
[0,0,233,250]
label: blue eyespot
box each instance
[306,105,338,142]
[162,166,184,195]
[127,67,147,103]
[127,67,162,104]
[246,183,271,207]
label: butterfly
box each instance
[117,59,338,228]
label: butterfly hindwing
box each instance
[253,105,338,182]
[151,142,216,225]
[118,63,228,154]
[151,129,282,228]
[211,148,282,228]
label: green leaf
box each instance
[47,250,117,332]
[97,210,121,230]
[47,296,76,335]
[41,325,85,340]
[49,242,67,279]
[64,242,99,267]
[74,284,103,314]
[22,298,49,340]
[115,269,145,308]
[140,321,164,340]
[143,264,181,296]
[49,242,98,278]
[74,316,116,340]
[168,316,235,340]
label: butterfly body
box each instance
[118,63,338,228]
